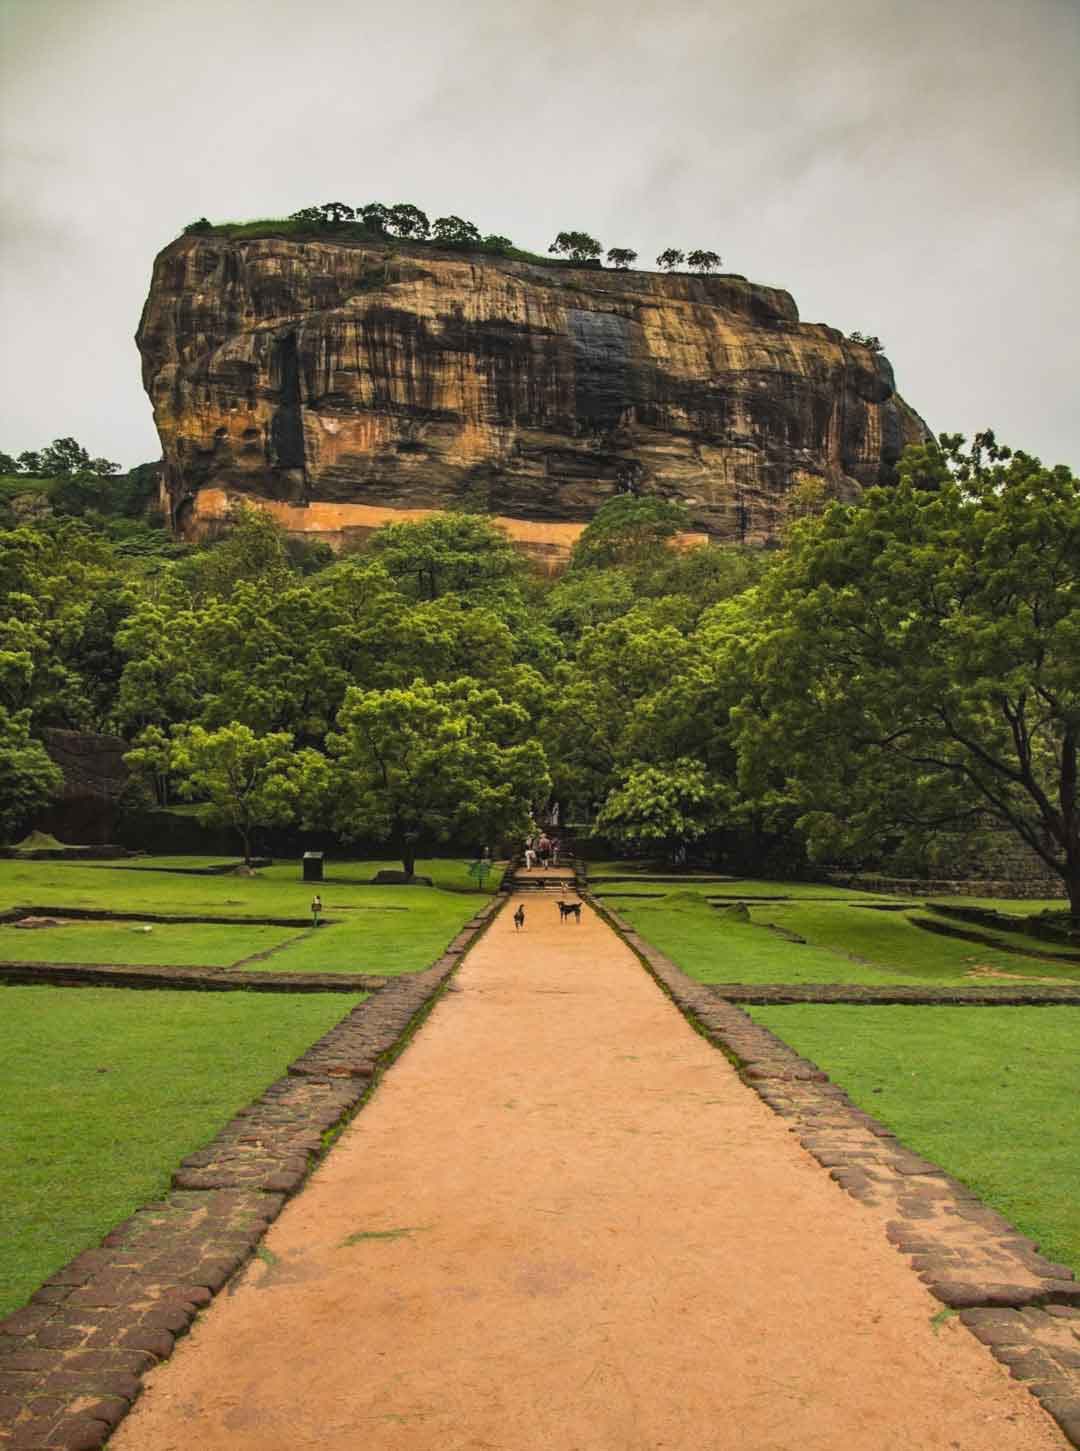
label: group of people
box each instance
[522,832,561,869]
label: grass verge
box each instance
[747,1004,1080,1274]
[615,893,1080,986]
[0,920,301,967]
[0,985,364,1317]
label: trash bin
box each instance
[302,851,324,882]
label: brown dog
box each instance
[513,904,525,930]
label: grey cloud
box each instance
[0,0,1077,468]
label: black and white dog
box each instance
[557,900,582,923]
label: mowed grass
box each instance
[0,920,301,967]
[747,1005,1080,1274]
[0,858,495,976]
[614,894,1080,987]
[0,985,364,1317]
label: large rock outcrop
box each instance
[137,233,929,563]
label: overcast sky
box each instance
[2,0,1077,470]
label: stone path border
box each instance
[0,906,318,929]
[704,982,1080,1005]
[589,894,1080,1448]
[0,897,503,1451]
[0,960,388,994]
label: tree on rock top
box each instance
[549,231,603,264]
[607,247,638,269]
[687,249,721,273]
[387,203,430,239]
[432,216,482,246]
[656,248,686,271]
[358,202,391,233]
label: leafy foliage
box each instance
[606,247,638,269]
[0,708,63,840]
[321,678,550,873]
[387,203,430,239]
[687,249,721,273]
[549,231,603,263]
[656,248,686,271]
[721,436,1080,910]
[432,215,482,246]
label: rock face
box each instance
[137,233,930,562]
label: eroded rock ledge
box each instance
[137,235,930,561]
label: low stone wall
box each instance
[819,871,1066,900]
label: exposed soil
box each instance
[111,893,1066,1451]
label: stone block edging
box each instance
[0,894,504,1451]
[704,982,1080,1006]
[0,961,391,994]
[586,894,1080,1448]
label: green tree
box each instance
[318,202,355,223]
[358,202,391,233]
[570,495,691,570]
[481,234,514,253]
[0,452,18,474]
[0,707,63,841]
[368,512,522,603]
[595,758,726,860]
[387,203,430,239]
[548,231,603,264]
[656,248,685,272]
[16,452,43,475]
[166,722,306,862]
[724,435,1080,915]
[322,679,550,875]
[687,249,721,273]
[289,206,324,223]
[38,438,90,474]
[179,504,293,600]
[606,247,638,269]
[432,216,482,246]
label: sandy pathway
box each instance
[113,895,1065,1450]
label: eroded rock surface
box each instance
[137,234,930,559]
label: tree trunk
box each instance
[240,826,251,865]
[1067,860,1080,922]
[402,843,416,878]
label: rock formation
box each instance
[137,233,930,564]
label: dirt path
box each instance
[112,895,1065,1450]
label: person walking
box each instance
[311,894,323,927]
[538,833,552,867]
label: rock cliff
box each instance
[137,233,929,563]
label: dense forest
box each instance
[2,434,1078,913]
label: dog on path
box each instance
[557,900,582,924]
[513,904,525,930]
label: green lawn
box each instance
[0,986,364,1317]
[0,920,301,967]
[0,857,494,975]
[614,894,1080,987]
[747,1005,1080,1274]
